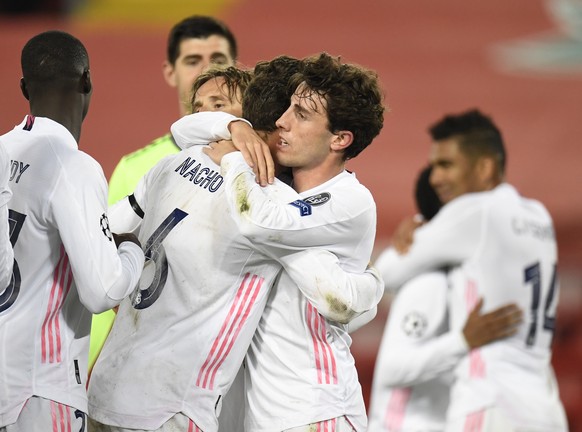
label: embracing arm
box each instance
[375,201,484,291]
[281,249,384,324]
[52,155,144,314]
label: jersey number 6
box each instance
[131,208,188,310]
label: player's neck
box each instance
[291,161,344,193]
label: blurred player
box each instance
[368,166,522,431]
[174,53,386,431]
[0,144,13,290]
[89,15,239,370]
[0,31,144,431]
[88,56,382,432]
[376,109,567,431]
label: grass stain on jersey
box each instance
[234,176,250,214]
[325,293,356,324]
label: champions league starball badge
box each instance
[402,311,428,338]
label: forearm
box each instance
[381,331,467,387]
[282,249,384,324]
[171,112,250,150]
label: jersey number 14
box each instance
[524,262,558,348]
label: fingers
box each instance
[468,297,484,316]
[463,301,523,349]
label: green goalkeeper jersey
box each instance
[107,133,180,205]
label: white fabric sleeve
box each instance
[280,249,384,324]
[377,272,468,388]
[347,307,378,333]
[375,197,484,291]
[0,146,13,289]
[221,152,375,251]
[50,153,144,314]
[170,111,252,150]
[108,168,149,236]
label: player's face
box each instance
[192,77,243,117]
[429,138,482,204]
[164,35,235,116]
[275,83,336,174]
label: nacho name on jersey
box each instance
[174,156,223,192]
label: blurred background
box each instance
[1,0,581,428]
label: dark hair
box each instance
[429,108,506,176]
[289,53,385,160]
[415,165,442,221]
[167,15,237,64]
[21,30,88,83]
[190,65,252,111]
[242,55,301,132]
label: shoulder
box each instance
[316,170,375,210]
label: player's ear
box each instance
[20,78,30,101]
[330,130,354,152]
[476,156,496,186]
[162,60,177,88]
[81,69,92,95]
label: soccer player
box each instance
[89,16,239,369]
[87,55,382,432]
[368,166,522,432]
[0,31,144,431]
[0,144,13,290]
[174,53,385,431]
[108,15,238,203]
[375,109,568,431]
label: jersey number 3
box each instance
[0,210,26,313]
[131,208,188,310]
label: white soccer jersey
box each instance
[0,116,144,427]
[223,156,378,431]
[368,271,468,431]
[171,113,383,431]
[88,145,382,432]
[0,144,13,290]
[375,184,567,431]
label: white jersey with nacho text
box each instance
[0,143,13,290]
[88,145,382,432]
[376,184,567,431]
[368,271,468,431]
[171,112,382,431]
[0,116,144,427]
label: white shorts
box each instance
[284,416,356,432]
[88,413,202,432]
[0,396,87,432]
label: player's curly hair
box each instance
[242,55,302,133]
[189,65,253,113]
[289,53,385,160]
